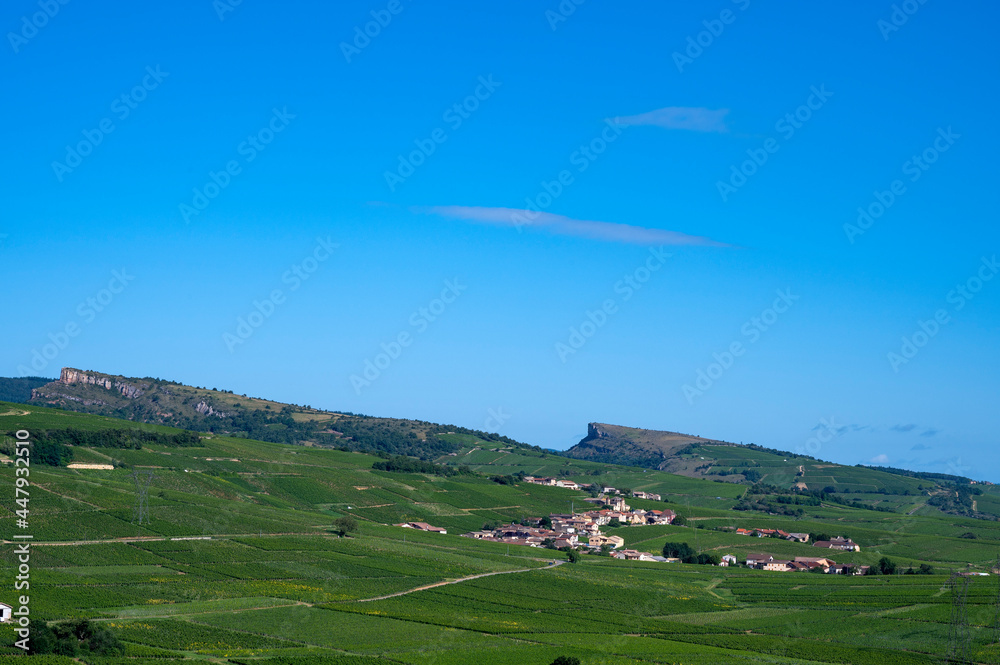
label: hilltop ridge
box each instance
[565,422,732,469]
[21,367,530,459]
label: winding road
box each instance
[355,560,566,603]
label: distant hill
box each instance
[23,367,534,459]
[0,376,54,403]
[565,422,733,469]
[563,422,986,512]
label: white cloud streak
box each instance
[417,206,731,247]
[612,107,730,133]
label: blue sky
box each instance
[4,1,998,478]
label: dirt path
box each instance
[0,409,31,417]
[31,482,104,509]
[354,560,566,603]
[2,532,323,546]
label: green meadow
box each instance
[3,401,1000,664]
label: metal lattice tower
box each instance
[994,553,1000,646]
[130,470,155,525]
[948,572,971,663]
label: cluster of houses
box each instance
[522,477,662,501]
[460,497,676,554]
[745,553,869,575]
[732,528,861,552]
[395,492,867,574]
[733,527,810,542]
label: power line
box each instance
[994,552,1000,646]
[130,470,155,525]
[948,571,971,663]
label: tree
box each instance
[566,548,580,563]
[689,553,720,565]
[917,563,935,575]
[672,515,688,526]
[607,518,622,528]
[868,556,897,576]
[332,516,358,537]
[539,516,552,529]
[662,542,695,559]
[551,657,581,665]
[26,623,56,655]
[87,627,124,656]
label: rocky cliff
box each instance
[564,422,728,470]
[59,368,146,399]
[19,367,496,459]
[30,368,223,422]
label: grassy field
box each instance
[2,401,1000,663]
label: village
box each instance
[396,478,870,574]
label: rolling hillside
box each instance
[561,422,988,517]
[3,401,1000,663]
[14,367,992,522]
[21,367,529,459]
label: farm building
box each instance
[395,522,447,534]
[813,537,860,551]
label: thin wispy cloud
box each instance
[870,454,890,464]
[890,424,917,433]
[811,422,870,435]
[920,428,940,437]
[612,106,730,133]
[417,206,731,247]
[911,443,932,451]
